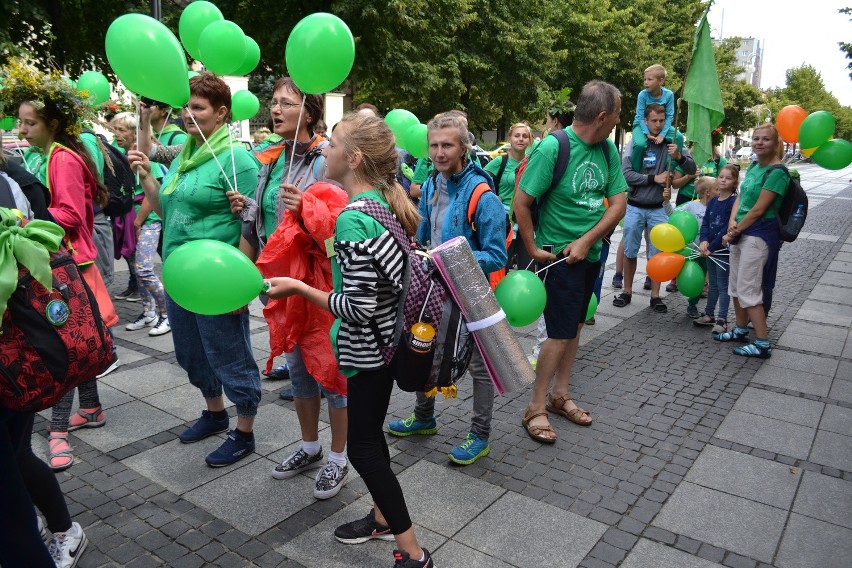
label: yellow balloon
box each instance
[650,223,686,253]
[801,147,817,157]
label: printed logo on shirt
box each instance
[643,150,657,170]
[571,161,606,210]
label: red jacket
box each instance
[47,146,97,265]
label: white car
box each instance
[735,146,753,158]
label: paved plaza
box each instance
[27,164,852,567]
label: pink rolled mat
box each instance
[431,236,535,394]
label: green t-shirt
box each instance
[412,159,433,185]
[261,156,288,239]
[330,188,389,377]
[22,147,44,180]
[79,131,105,182]
[700,156,727,177]
[159,147,259,260]
[518,127,627,263]
[674,162,696,200]
[135,164,165,224]
[484,155,521,205]
[156,124,188,147]
[736,163,788,223]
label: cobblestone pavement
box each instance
[25,164,852,567]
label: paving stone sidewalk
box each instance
[28,164,852,567]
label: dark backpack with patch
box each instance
[83,130,135,218]
[762,164,807,243]
[0,243,113,412]
[352,198,473,394]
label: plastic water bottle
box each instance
[409,315,436,354]
[788,204,806,234]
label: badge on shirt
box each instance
[324,236,337,258]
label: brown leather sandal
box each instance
[522,407,557,444]
[546,393,593,426]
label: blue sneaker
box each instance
[279,386,294,401]
[387,413,438,437]
[448,432,490,465]
[179,410,229,444]
[264,364,290,380]
[205,430,255,467]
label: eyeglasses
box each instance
[269,100,301,110]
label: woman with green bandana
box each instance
[128,73,261,468]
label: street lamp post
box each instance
[151,0,162,21]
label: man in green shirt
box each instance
[515,80,627,443]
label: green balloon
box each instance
[232,37,260,76]
[231,90,259,121]
[385,109,419,141]
[285,13,355,94]
[668,210,699,243]
[179,0,224,61]
[404,123,429,160]
[798,111,836,150]
[676,260,705,299]
[63,76,76,88]
[162,239,264,315]
[198,20,247,76]
[811,138,852,170]
[586,293,599,320]
[0,116,15,130]
[675,247,692,258]
[76,71,110,106]
[106,14,190,108]
[494,270,546,327]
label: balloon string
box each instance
[534,256,570,275]
[185,108,236,194]
[155,109,173,145]
[228,122,237,195]
[285,93,307,185]
[135,99,141,186]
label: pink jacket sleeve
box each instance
[47,149,89,233]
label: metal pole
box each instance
[151,0,162,21]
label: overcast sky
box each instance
[707,0,852,106]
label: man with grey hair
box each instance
[514,80,628,443]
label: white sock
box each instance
[328,450,347,467]
[301,440,321,456]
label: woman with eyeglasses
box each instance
[128,73,262,468]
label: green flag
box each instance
[683,8,725,167]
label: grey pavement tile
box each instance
[249,402,306,457]
[621,539,725,568]
[278,496,446,568]
[252,330,271,354]
[828,260,852,274]
[765,350,838,377]
[818,270,852,288]
[793,471,852,529]
[829,378,852,403]
[777,330,845,357]
[113,323,175,353]
[776,513,852,568]
[99,361,188,398]
[432,541,514,568]
[809,430,852,472]
[142,383,234,422]
[184,456,317,536]
[838,361,852,381]
[122,437,260,496]
[732,387,824,426]
[844,338,852,360]
[715,410,816,459]
[820,404,852,435]
[684,445,799,509]
[73,400,184,452]
[455,491,606,568]
[653,482,786,562]
[395,460,505,537]
[805,233,839,242]
[836,251,852,262]
[115,345,154,365]
[752,365,832,397]
[779,320,843,340]
[795,299,852,327]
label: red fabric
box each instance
[256,182,349,396]
[47,147,97,265]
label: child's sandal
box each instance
[48,433,74,472]
[714,329,749,342]
[733,342,772,359]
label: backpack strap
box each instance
[493,154,509,190]
[347,198,410,252]
[549,129,571,191]
[466,182,493,233]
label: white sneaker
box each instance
[37,514,47,542]
[48,521,87,568]
[125,311,156,331]
[96,357,120,379]
[149,315,171,336]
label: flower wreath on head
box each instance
[0,57,97,138]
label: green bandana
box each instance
[162,125,235,195]
[0,209,65,320]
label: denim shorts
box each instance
[623,205,669,259]
[541,257,598,340]
[285,344,347,409]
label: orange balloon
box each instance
[776,105,808,143]
[646,252,686,282]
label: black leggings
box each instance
[347,368,412,534]
[17,413,73,532]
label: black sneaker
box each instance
[271,447,323,480]
[205,429,255,467]
[179,410,229,443]
[393,548,434,568]
[114,287,137,300]
[334,509,395,544]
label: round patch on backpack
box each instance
[46,299,70,326]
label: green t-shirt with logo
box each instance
[736,163,788,223]
[700,156,727,177]
[518,127,627,263]
[22,147,44,180]
[484,155,521,205]
[159,147,259,260]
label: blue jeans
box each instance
[623,205,668,259]
[286,344,347,409]
[166,297,261,417]
[705,258,730,321]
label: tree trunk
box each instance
[48,0,64,70]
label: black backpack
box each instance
[83,130,135,218]
[762,164,807,243]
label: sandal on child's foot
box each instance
[693,314,715,327]
[733,342,772,359]
[650,297,667,313]
[48,433,74,471]
[68,406,106,431]
[714,329,749,342]
[612,292,632,307]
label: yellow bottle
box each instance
[409,315,436,354]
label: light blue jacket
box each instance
[417,161,508,274]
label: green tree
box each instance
[765,64,852,140]
[713,37,762,135]
[840,8,852,80]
